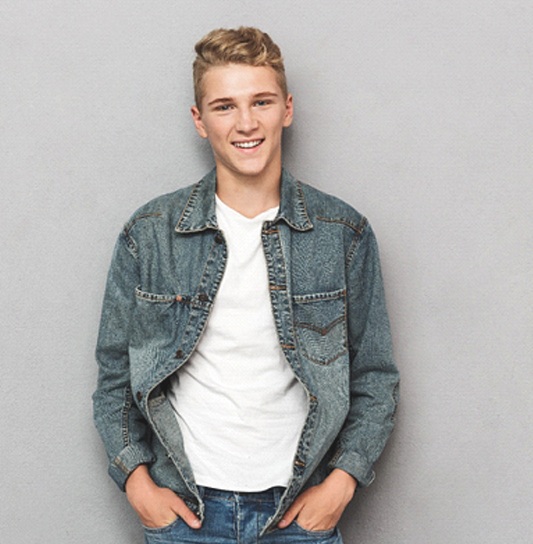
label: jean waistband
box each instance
[198,485,285,504]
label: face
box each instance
[191,63,293,184]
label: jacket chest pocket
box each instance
[292,288,347,365]
[132,287,190,345]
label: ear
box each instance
[283,94,294,128]
[191,105,208,138]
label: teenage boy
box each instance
[94,27,399,543]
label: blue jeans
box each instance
[143,486,343,543]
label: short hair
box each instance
[193,26,288,107]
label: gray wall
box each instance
[1,1,532,543]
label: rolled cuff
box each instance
[329,450,376,488]
[108,443,156,491]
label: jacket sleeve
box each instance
[330,222,400,487]
[92,226,155,491]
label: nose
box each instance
[235,107,258,133]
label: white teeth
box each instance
[234,140,262,148]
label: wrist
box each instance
[125,465,154,494]
[326,468,357,499]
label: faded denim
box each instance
[143,486,343,543]
[93,168,399,535]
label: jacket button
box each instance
[198,293,209,302]
[136,391,143,402]
[175,349,183,359]
[214,232,224,244]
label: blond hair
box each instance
[193,27,287,107]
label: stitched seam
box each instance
[296,315,344,336]
[316,215,367,234]
[121,385,132,448]
[293,288,346,303]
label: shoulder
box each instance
[123,181,199,234]
[297,178,368,234]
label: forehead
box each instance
[200,64,283,101]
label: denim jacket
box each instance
[93,168,399,533]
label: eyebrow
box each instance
[207,91,280,108]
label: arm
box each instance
[330,223,399,487]
[93,228,201,529]
[279,222,399,530]
[92,228,155,490]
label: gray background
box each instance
[1,1,532,543]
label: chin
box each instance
[232,164,268,179]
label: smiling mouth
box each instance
[233,139,264,149]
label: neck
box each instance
[215,166,282,219]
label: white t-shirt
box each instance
[168,195,308,491]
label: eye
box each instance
[254,99,272,107]
[214,104,234,112]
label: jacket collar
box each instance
[175,168,313,233]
